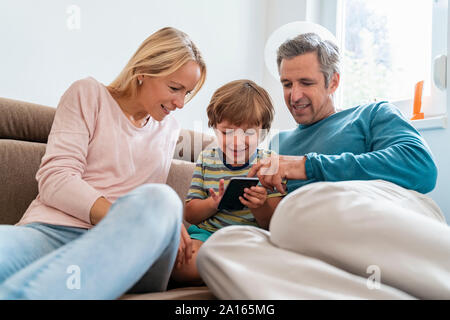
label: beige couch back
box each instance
[0,97,216,225]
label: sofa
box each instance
[0,96,217,299]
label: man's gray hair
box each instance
[276,33,340,88]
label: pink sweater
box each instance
[17,77,180,229]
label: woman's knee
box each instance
[129,183,182,210]
[112,183,183,231]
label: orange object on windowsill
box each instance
[411,80,424,120]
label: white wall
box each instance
[0,0,268,133]
[262,0,308,133]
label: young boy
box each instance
[170,80,285,285]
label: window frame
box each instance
[319,0,448,130]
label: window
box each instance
[329,0,447,129]
[341,0,432,107]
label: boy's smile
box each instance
[214,120,262,166]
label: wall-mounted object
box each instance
[433,54,447,90]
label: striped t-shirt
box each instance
[186,148,283,233]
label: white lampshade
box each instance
[264,21,338,79]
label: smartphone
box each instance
[218,177,260,211]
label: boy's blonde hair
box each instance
[207,80,274,131]
[108,27,206,103]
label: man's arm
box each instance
[304,103,437,193]
[248,156,307,194]
[251,103,437,194]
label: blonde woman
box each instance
[0,27,206,299]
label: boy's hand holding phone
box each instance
[208,179,225,209]
[239,186,268,209]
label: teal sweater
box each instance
[271,102,437,194]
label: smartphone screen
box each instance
[218,177,259,211]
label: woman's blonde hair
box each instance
[207,80,274,131]
[108,27,206,102]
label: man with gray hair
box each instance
[196,33,450,299]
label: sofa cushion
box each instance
[166,159,196,201]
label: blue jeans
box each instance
[0,184,182,299]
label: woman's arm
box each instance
[37,79,105,224]
[90,197,112,225]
